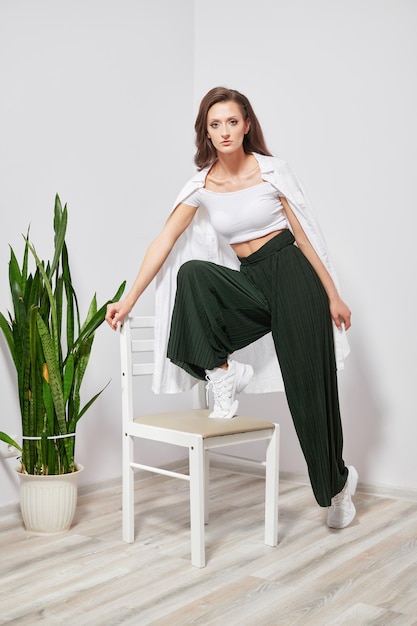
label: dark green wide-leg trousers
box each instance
[167,229,348,506]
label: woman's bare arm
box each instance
[281,196,351,330]
[105,203,197,329]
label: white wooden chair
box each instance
[120,315,280,568]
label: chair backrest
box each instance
[120,316,207,426]
[121,315,155,374]
[120,316,156,427]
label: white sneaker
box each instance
[205,360,253,419]
[327,466,358,529]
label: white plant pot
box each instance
[17,464,84,534]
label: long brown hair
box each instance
[194,87,272,170]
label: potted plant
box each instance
[0,195,125,533]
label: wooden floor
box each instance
[1,467,417,625]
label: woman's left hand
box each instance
[329,296,351,331]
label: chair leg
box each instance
[189,439,206,567]
[264,424,280,547]
[122,433,135,543]
[204,450,210,525]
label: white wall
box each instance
[1,0,416,508]
[195,0,417,492]
[0,0,195,505]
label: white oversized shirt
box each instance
[153,153,350,394]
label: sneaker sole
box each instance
[209,399,239,419]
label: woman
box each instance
[106,86,358,528]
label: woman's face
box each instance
[206,100,250,156]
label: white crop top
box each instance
[184,182,288,244]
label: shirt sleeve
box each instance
[179,187,201,208]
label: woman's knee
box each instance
[177,260,211,285]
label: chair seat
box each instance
[133,409,275,439]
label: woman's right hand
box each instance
[105,300,132,331]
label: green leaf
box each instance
[50,195,67,277]
[36,313,66,435]
[69,335,94,423]
[26,239,60,359]
[0,431,22,453]
[9,247,28,332]
[42,373,55,435]
[41,431,48,474]
[0,311,16,368]
[63,353,75,405]
[9,247,23,303]
[72,281,126,352]
[69,380,110,431]
[54,274,64,346]
[62,244,76,349]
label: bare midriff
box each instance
[231,229,286,258]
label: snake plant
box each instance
[0,195,125,474]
